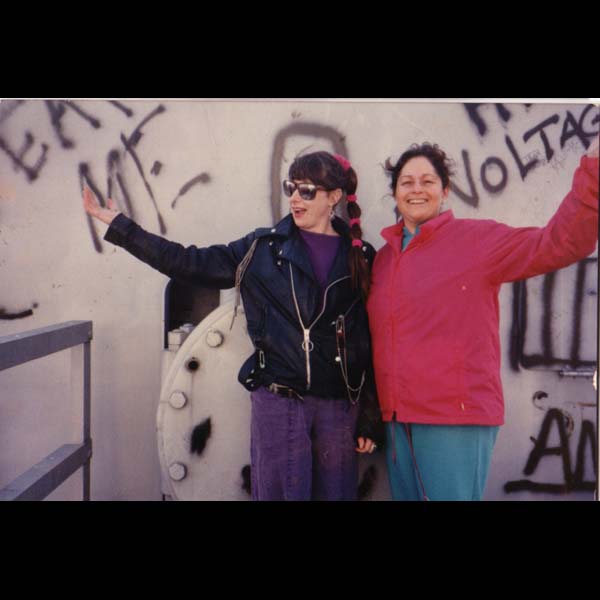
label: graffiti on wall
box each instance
[443,103,599,497]
[451,103,600,206]
[0,100,212,250]
[0,100,212,319]
[458,103,600,497]
[0,303,39,320]
[504,392,597,494]
[510,258,597,371]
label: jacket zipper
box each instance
[289,263,350,390]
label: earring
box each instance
[329,205,335,220]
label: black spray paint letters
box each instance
[79,162,107,253]
[108,101,135,118]
[0,132,49,183]
[0,100,26,124]
[118,104,168,234]
[463,103,515,136]
[107,150,136,220]
[78,149,138,253]
[79,104,168,249]
[45,100,102,149]
[452,104,599,207]
[504,407,597,494]
[171,173,211,208]
[0,100,136,185]
[510,258,597,371]
[0,100,215,257]
[0,101,132,188]
[0,303,39,321]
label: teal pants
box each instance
[385,422,500,501]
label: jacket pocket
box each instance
[238,354,263,391]
[246,304,268,345]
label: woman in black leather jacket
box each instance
[83,150,382,501]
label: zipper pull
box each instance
[301,329,313,390]
[301,329,314,353]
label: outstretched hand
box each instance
[83,185,121,225]
[587,133,599,158]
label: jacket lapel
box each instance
[280,233,316,281]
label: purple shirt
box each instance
[299,229,341,295]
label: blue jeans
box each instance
[250,386,359,501]
[385,421,500,501]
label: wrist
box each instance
[104,210,121,225]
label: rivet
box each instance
[169,462,187,481]
[206,329,224,347]
[271,228,276,233]
[169,391,188,409]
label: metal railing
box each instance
[0,321,92,501]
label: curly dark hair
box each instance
[384,143,454,193]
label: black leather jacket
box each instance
[104,212,382,441]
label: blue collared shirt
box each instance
[402,224,421,251]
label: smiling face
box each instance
[289,179,341,234]
[394,156,449,233]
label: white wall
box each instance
[0,99,597,500]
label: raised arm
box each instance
[480,134,599,285]
[82,186,254,289]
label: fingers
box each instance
[586,134,599,158]
[355,437,378,454]
[82,184,98,214]
[83,184,119,224]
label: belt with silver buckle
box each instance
[267,383,304,400]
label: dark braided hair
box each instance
[289,151,370,302]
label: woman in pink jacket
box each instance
[367,135,599,501]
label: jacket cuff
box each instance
[104,213,135,245]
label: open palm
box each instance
[83,185,120,225]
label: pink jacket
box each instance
[367,156,599,425]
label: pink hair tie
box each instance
[347,194,357,202]
[352,239,363,248]
[349,218,361,227]
[333,154,352,172]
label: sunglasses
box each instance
[282,179,331,201]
